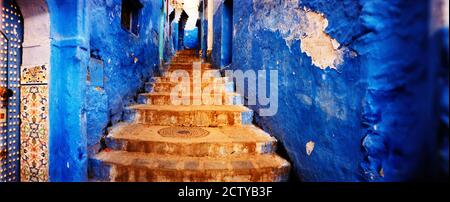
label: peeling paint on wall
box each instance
[300,11,344,70]
[228,0,372,182]
[251,0,345,70]
[306,141,315,156]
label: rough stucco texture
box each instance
[219,0,438,181]
[87,0,161,156]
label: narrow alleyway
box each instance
[89,50,290,182]
[0,0,446,183]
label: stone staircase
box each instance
[89,49,291,182]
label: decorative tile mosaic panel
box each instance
[20,84,49,182]
[21,65,48,84]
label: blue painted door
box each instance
[0,0,23,182]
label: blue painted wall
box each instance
[211,4,222,68]
[213,0,443,181]
[184,28,199,49]
[220,0,232,66]
[87,0,162,157]
[201,20,208,60]
[212,0,232,67]
[429,26,449,179]
[172,22,179,51]
[356,0,436,181]
[48,0,90,182]
[48,0,171,181]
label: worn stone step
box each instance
[167,63,214,72]
[176,49,197,56]
[163,70,221,78]
[139,92,243,105]
[128,105,253,127]
[89,151,290,182]
[166,66,214,73]
[153,76,231,83]
[147,80,234,94]
[167,66,216,72]
[106,124,276,157]
[169,62,203,67]
[145,79,234,94]
[171,57,201,63]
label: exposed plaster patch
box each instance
[306,141,315,156]
[251,0,345,70]
[300,11,344,70]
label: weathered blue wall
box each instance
[172,22,179,51]
[212,0,233,68]
[220,0,232,66]
[201,20,208,60]
[48,0,90,182]
[215,0,440,181]
[184,28,199,49]
[211,3,222,68]
[430,26,449,179]
[357,0,435,181]
[87,0,162,157]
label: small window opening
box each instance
[121,0,143,35]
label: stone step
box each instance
[139,92,243,105]
[145,77,235,93]
[171,57,201,63]
[128,105,253,127]
[89,151,290,182]
[163,69,221,78]
[175,53,196,57]
[147,80,234,94]
[106,124,277,157]
[153,76,231,83]
[176,49,197,56]
[167,63,212,70]
[168,67,213,72]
